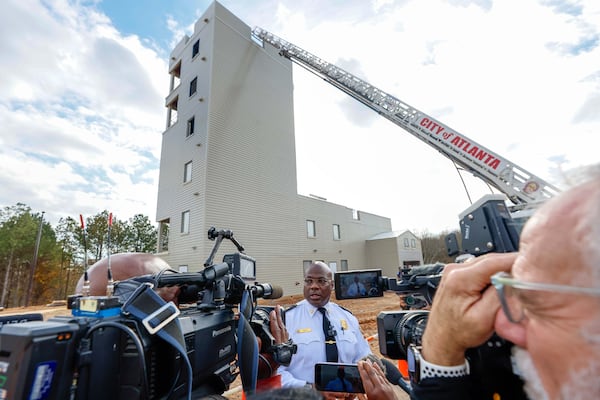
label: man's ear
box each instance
[494,309,526,348]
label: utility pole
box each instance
[25,211,44,307]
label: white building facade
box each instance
[155,2,421,296]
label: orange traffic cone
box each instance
[398,359,409,379]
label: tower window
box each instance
[192,39,200,58]
[187,116,195,137]
[181,210,190,234]
[183,161,192,183]
[307,220,316,238]
[189,77,197,96]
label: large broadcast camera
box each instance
[338,195,524,396]
[0,227,291,400]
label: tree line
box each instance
[0,203,158,308]
[0,203,458,309]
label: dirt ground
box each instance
[1,292,410,399]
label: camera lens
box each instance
[393,311,428,358]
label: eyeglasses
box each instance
[491,271,600,323]
[304,278,331,287]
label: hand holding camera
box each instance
[420,253,516,366]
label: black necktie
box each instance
[318,307,338,362]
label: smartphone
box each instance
[314,362,365,393]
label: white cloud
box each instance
[0,0,167,226]
[1,0,598,234]
[228,0,600,232]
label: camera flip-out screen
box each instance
[334,269,383,300]
[223,253,256,280]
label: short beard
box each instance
[512,346,600,400]
[512,346,548,400]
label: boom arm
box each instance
[251,27,560,207]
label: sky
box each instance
[1,0,599,234]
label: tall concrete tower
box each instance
[156,2,407,295]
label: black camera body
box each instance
[377,310,428,360]
[371,195,527,397]
[0,305,238,399]
[376,194,521,360]
[0,228,279,400]
[250,306,297,376]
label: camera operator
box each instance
[74,252,182,304]
[359,173,600,400]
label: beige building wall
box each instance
[297,196,393,273]
[156,1,417,296]
[366,230,424,278]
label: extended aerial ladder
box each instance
[251,27,561,211]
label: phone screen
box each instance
[314,362,365,393]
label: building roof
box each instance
[367,230,415,240]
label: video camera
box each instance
[338,195,524,396]
[0,228,285,400]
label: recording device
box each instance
[0,227,284,400]
[446,194,520,258]
[334,269,383,300]
[370,195,520,360]
[314,362,365,393]
[352,196,523,397]
[250,306,297,375]
[334,263,442,310]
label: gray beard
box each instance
[511,346,549,400]
[512,346,600,400]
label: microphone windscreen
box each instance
[266,285,283,299]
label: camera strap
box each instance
[121,283,193,400]
[237,289,259,395]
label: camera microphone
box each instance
[251,283,283,299]
[157,262,230,287]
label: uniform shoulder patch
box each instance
[283,304,298,317]
[337,304,354,315]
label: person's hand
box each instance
[421,252,517,365]
[257,305,289,380]
[357,360,397,400]
[269,305,288,344]
[320,391,359,400]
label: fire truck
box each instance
[251,27,562,254]
[251,28,560,208]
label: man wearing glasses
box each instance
[359,174,600,400]
[278,261,372,390]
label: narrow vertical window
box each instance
[189,77,197,96]
[187,116,195,137]
[341,260,348,271]
[181,210,190,234]
[192,39,200,58]
[352,209,360,220]
[333,224,341,240]
[303,260,312,270]
[411,239,416,248]
[306,220,316,238]
[404,238,410,248]
[328,262,337,273]
[183,161,192,183]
